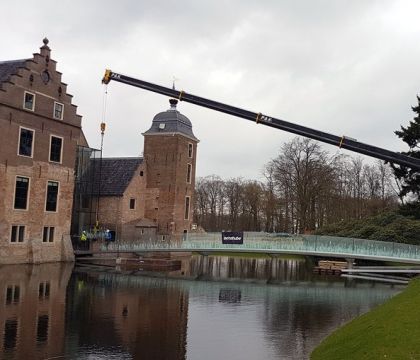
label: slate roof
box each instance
[143,99,198,141]
[87,157,143,196]
[0,59,28,86]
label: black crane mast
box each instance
[102,70,420,171]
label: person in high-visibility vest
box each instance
[80,231,88,250]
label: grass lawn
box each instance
[311,279,420,360]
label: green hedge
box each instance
[316,210,420,245]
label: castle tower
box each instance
[143,99,199,239]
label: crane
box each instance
[102,69,420,171]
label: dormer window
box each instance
[53,102,63,120]
[23,91,35,111]
[159,123,166,130]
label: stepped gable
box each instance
[88,157,143,196]
[0,38,83,129]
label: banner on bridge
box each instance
[222,231,244,244]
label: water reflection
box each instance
[66,270,189,360]
[0,263,72,359]
[173,255,320,283]
[0,257,404,360]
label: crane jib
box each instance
[105,71,420,171]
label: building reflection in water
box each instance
[0,256,403,360]
[0,263,72,359]
[66,269,189,360]
[176,254,314,283]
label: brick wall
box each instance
[143,133,197,237]
[94,162,159,242]
[0,263,72,357]
[0,41,84,264]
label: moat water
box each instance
[0,256,403,359]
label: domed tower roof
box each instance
[143,99,198,141]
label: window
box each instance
[129,198,136,209]
[14,177,29,210]
[36,315,49,343]
[42,227,54,242]
[5,285,20,305]
[23,91,35,111]
[49,136,63,163]
[188,143,193,158]
[184,196,190,220]
[18,127,34,157]
[45,181,59,212]
[39,281,50,299]
[53,102,63,120]
[187,164,192,183]
[4,319,18,350]
[10,226,25,243]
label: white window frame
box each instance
[186,163,192,184]
[44,180,60,213]
[188,143,193,158]
[17,126,35,158]
[13,175,30,211]
[49,135,63,164]
[184,196,190,220]
[10,225,26,243]
[53,102,64,120]
[38,281,50,299]
[42,226,55,243]
[5,284,20,304]
[23,91,35,111]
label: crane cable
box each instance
[95,84,108,228]
[101,84,108,129]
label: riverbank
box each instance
[311,278,420,359]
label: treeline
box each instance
[194,137,399,233]
[315,210,420,244]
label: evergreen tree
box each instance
[393,95,420,201]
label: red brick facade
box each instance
[144,133,198,237]
[0,40,86,264]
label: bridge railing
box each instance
[101,233,420,262]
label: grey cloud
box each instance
[1,0,419,179]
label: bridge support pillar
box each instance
[346,258,355,269]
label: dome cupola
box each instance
[143,99,198,141]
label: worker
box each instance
[80,230,88,250]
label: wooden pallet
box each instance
[313,267,342,275]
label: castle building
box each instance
[0,39,87,264]
[0,39,199,264]
[74,98,199,242]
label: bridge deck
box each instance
[85,234,420,265]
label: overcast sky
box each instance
[2,1,420,180]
